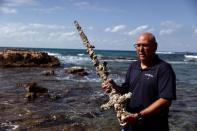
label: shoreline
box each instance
[0,48,196,131]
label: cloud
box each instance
[128,25,149,36]
[194,28,197,34]
[105,25,126,33]
[0,0,37,14]
[34,6,64,13]
[159,29,175,35]
[0,6,17,14]
[159,21,182,35]
[73,1,89,7]
[70,0,115,12]
[1,0,36,7]
[160,21,182,28]
[0,23,77,44]
[29,23,67,30]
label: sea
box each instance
[0,47,196,131]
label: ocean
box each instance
[0,47,196,131]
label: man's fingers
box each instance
[122,115,130,122]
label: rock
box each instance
[41,69,55,76]
[0,48,60,67]
[16,81,48,99]
[65,66,88,76]
[79,111,100,118]
[63,123,87,131]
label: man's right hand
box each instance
[101,79,118,93]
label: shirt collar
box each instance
[136,55,160,71]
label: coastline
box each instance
[0,47,196,131]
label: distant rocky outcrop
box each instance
[65,66,88,76]
[0,48,60,67]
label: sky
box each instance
[0,0,197,52]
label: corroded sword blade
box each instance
[74,20,132,126]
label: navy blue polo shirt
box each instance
[121,55,176,131]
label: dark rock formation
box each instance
[16,81,48,99]
[41,69,55,76]
[0,48,60,67]
[64,66,88,76]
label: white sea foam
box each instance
[55,72,124,84]
[77,53,85,56]
[168,61,191,64]
[63,55,90,64]
[46,51,90,64]
[55,75,100,82]
[156,51,175,54]
[100,59,136,62]
[47,52,61,57]
[46,51,135,65]
[0,122,19,130]
[185,55,197,58]
[184,55,197,62]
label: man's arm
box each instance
[140,98,171,117]
[123,98,171,123]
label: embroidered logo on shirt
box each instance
[144,73,154,79]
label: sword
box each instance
[74,20,132,126]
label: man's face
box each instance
[135,35,157,62]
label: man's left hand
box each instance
[122,113,138,126]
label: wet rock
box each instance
[65,66,88,76]
[16,81,48,99]
[41,69,55,76]
[0,48,60,67]
[48,92,63,100]
[63,123,87,131]
[79,111,100,118]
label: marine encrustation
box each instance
[74,21,132,126]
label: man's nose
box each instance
[139,45,144,51]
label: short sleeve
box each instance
[158,64,176,100]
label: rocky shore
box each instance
[0,66,120,131]
[0,48,60,67]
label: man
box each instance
[102,32,176,131]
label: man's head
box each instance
[134,32,157,63]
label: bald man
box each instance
[102,32,176,131]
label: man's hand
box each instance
[101,79,118,93]
[122,113,138,127]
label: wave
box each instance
[168,60,197,64]
[156,51,175,54]
[98,56,136,62]
[55,72,124,84]
[185,55,197,58]
[55,75,100,83]
[46,51,90,65]
[47,51,136,65]
[77,53,85,56]
[169,61,190,64]
[46,51,197,65]
[184,55,197,62]
[0,122,19,130]
[61,55,90,64]
[47,52,61,57]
